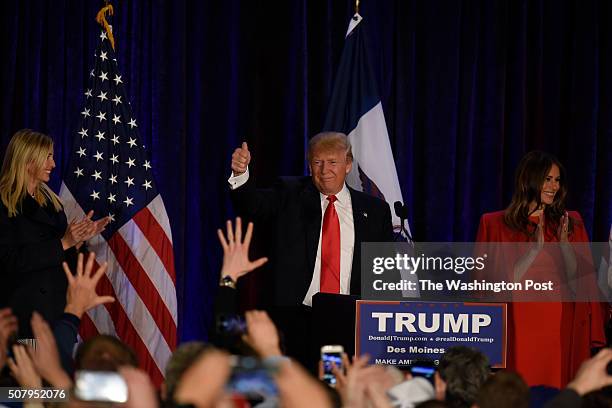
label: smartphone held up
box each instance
[321,345,344,386]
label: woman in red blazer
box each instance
[476,151,605,388]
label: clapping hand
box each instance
[0,308,17,369]
[217,217,268,282]
[514,212,545,282]
[244,310,282,358]
[331,354,393,408]
[557,211,569,242]
[30,312,72,388]
[7,344,42,389]
[62,210,110,249]
[534,211,545,252]
[568,348,612,395]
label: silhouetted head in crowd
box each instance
[416,400,448,408]
[75,335,138,371]
[162,341,213,402]
[434,346,490,408]
[474,371,528,408]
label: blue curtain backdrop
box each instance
[1,0,611,342]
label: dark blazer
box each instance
[0,195,77,338]
[230,176,394,307]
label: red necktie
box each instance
[321,195,340,293]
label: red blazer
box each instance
[476,210,606,387]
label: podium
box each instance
[312,293,359,358]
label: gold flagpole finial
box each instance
[96,3,116,50]
[355,0,360,15]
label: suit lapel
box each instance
[301,181,321,277]
[349,187,366,295]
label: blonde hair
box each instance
[0,129,63,217]
[307,131,353,162]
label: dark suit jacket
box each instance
[0,195,77,338]
[230,176,394,307]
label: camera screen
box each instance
[322,352,342,386]
[410,363,436,385]
[226,356,278,399]
[74,371,128,403]
[217,314,247,336]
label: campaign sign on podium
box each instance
[355,301,507,367]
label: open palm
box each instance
[217,217,268,281]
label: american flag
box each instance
[59,27,177,386]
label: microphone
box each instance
[394,201,413,242]
[394,201,409,219]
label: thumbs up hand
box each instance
[231,142,251,176]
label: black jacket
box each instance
[0,195,78,338]
[230,176,394,307]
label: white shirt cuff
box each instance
[228,167,249,190]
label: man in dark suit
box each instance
[228,132,393,367]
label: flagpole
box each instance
[96,3,116,50]
[355,0,360,15]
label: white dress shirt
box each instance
[302,184,355,306]
[228,167,250,190]
[228,169,355,306]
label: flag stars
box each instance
[123,197,134,207]
[143,180,152,190]
[143,160,152,170]
[94,151,104,162]
[77,147,86,157]
[90,69,95,77]
[128,118,137,128]
[74,168,84,177]
[110,154,119,164]
[125,158,135,168]
[100,51,108,61]
[100,31,107,41]
[92,170,102,180]
[81,108,91,118]
[113,74,123,85]
[108,213,115,222]
[109,174,118,184]
[112,95,122,105]
[94,130,105,141]
[84,89,92,98]
[111,135,120,145]
[99,71,108,82]
[127,138,137,148]
[78,128,88,138]
[96,111,106,122]
[97,91,108,101]
[112,114,121,125]
[124,177,135,187]
[107,193,116,203]
[90,190,100,200]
